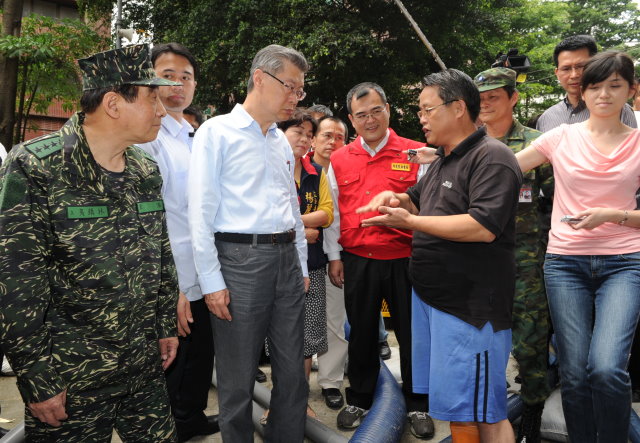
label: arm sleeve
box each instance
[0,152,67,404]
[317,170,334,228]
[532,126,563,163]
[156,212,179,339]
[323,164,343,261]
[468,160,522,237]
[289,150,308,277]
[188,125,227,294]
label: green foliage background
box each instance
[10,0,640,141]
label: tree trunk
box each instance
[0,0,25,150]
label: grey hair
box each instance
[346,82,387,114]
[308,104,333,117]
[247,44,309,92]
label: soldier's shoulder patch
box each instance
[24,135,63,159]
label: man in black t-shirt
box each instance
[357,69,522,443]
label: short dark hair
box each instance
[277,108,317,134]
[316,115,349,140]
[307,104,333,117]
[183,105,204,126]
[80,84,143,114]
[346,82,387,114]
[581,50,635,91]
[553,35,597,67]
[503,85,516,99]
[151,42,198,79]
[421,69,480,122]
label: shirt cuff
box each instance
[327,251,342,261]
[198,271,227,295]
[16,363,66,404]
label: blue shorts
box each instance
[411,290,511,423]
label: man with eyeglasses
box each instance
[188,44,310,442]
[324,82,433,438]
[359,69,522,443]
[537,34,636,132]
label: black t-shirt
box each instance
[406,127,522,331]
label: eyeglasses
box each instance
[558,63,586,74]
[352,107,386,122]
[416,100,456,118]
[263,71,306,101]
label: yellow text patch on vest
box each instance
[391,163,411,171]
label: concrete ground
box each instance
[0,333,523,442]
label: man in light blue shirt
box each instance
[188,44,310,443]
[138,43,219,442]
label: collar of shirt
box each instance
[436,126,487,160]
[501,119,525,144]
[562,96,586,114]
[360,129,390,157]
[234,103,279,135]
[162,114,193,146]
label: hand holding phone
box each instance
[561,215,585,224]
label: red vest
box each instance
[331,129,423,260]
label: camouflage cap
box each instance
[78,44,181,91]
[474,67,517,92]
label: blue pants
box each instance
[213,240,307,443]
[544,252,640,443]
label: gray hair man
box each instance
[188,44,310,442]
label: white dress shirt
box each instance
[138,115,203,301]
[188,104,308,294]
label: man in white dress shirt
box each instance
[188,44,310,443]
[138,43,218,442]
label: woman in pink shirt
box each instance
[517,51,640,443]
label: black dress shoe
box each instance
[177,414,220,442]
[322,388,344,410]
[256,368,267,383]
[379,340,391,360]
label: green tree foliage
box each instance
[76,0,640,134]
[0,14,108,142]
[142,0,523,139]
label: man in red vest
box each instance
[324,82,433,438]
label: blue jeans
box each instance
[544,253,640,443]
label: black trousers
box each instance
[342,252,428,411]
[165,298,215,429]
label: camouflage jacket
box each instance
[497,119,553,269]
[0,113,178,404]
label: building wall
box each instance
[19,1,79,141]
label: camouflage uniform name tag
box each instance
[67,205,109,219]
[137,200,164,213]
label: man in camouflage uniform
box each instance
[474,67,552,443]
[0,44,181,442]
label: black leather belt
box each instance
[215,229,296,244]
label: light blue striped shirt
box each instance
[188,104,308,294]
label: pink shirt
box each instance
[533,123,640,255]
